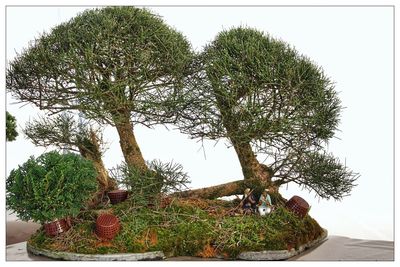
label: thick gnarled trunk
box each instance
[220,106,272,183]
[78,130,116,192]
[231,139,272,182]
[113,114,148,172]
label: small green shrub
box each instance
[6,111,18,141]
[6,151,98,223]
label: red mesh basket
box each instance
[107,189,128,204]
[44,218,70,237]
[285,196,310,218]
[95,213,120,239]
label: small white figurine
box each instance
[258,189,273,216]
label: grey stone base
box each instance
[27,243,165,261]
[27,229,327,261]
[237,229,328,260]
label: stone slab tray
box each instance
[238,229,328,260]
[26,229,327,261]
[27,243,165,261]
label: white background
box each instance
[3,4,394,242]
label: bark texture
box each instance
[78,130,116,192]
[171,178,277,199]
[114,115,148,172]
[220,105,272,182]
[231,139,272,182]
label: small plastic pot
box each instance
[107,189,128,204]
[285,195,310,218]
[43,218,70,237]
[95,213,120,240]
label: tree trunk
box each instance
[231,138,272,182]
[113,115,148,172]
[219,106,272,182]
[78,130,117,192]
[171,178,279,199]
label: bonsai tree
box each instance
[6,7,192,174]
[176,27,358,200]
[6,151,98,223]
[24,113,116,193]
[6,111,18,141]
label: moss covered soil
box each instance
[28,197,323,259]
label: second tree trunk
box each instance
[231,138,272,182]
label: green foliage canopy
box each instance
[6,7,192,125]
[6,111,18,141]
[182,27,340,144]
[6,151,98,223]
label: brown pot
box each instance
[107,189,128,204]
[43,218,70,237]
[285,195,310,218]
[95,213,120,240]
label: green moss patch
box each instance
[28,198,323,259]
